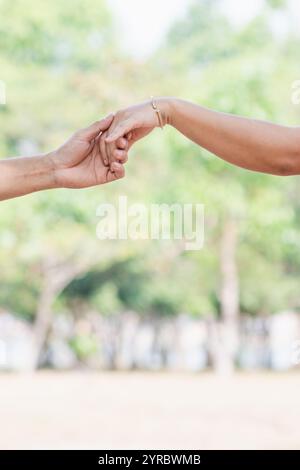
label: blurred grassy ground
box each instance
[0,371,300,450]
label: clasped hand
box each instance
[52,99,168,190]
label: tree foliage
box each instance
[1,0,300,339]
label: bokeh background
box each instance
[1,0,300,450]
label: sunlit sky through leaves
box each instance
[109,0,300,59]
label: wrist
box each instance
[44,151,60,189]
[1,152,59,200]
[157,97,177,127]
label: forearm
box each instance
[162,98,300,176]
[0,153,57,201]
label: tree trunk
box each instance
[33,277,58,367]
[210,217,240,374]
[33,257,89,368]
[220,218,239,322]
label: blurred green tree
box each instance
[1,0,300,371]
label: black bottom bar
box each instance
[0,450,298,468]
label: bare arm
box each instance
[167,98,300,176]
[0,154,56,201]
[106,98,300,176]
[0,115,128,201]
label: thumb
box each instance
[80,114,115,140]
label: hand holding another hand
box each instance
[50,99,171,190]
[104,98,171,167]
[51,114,129,189]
